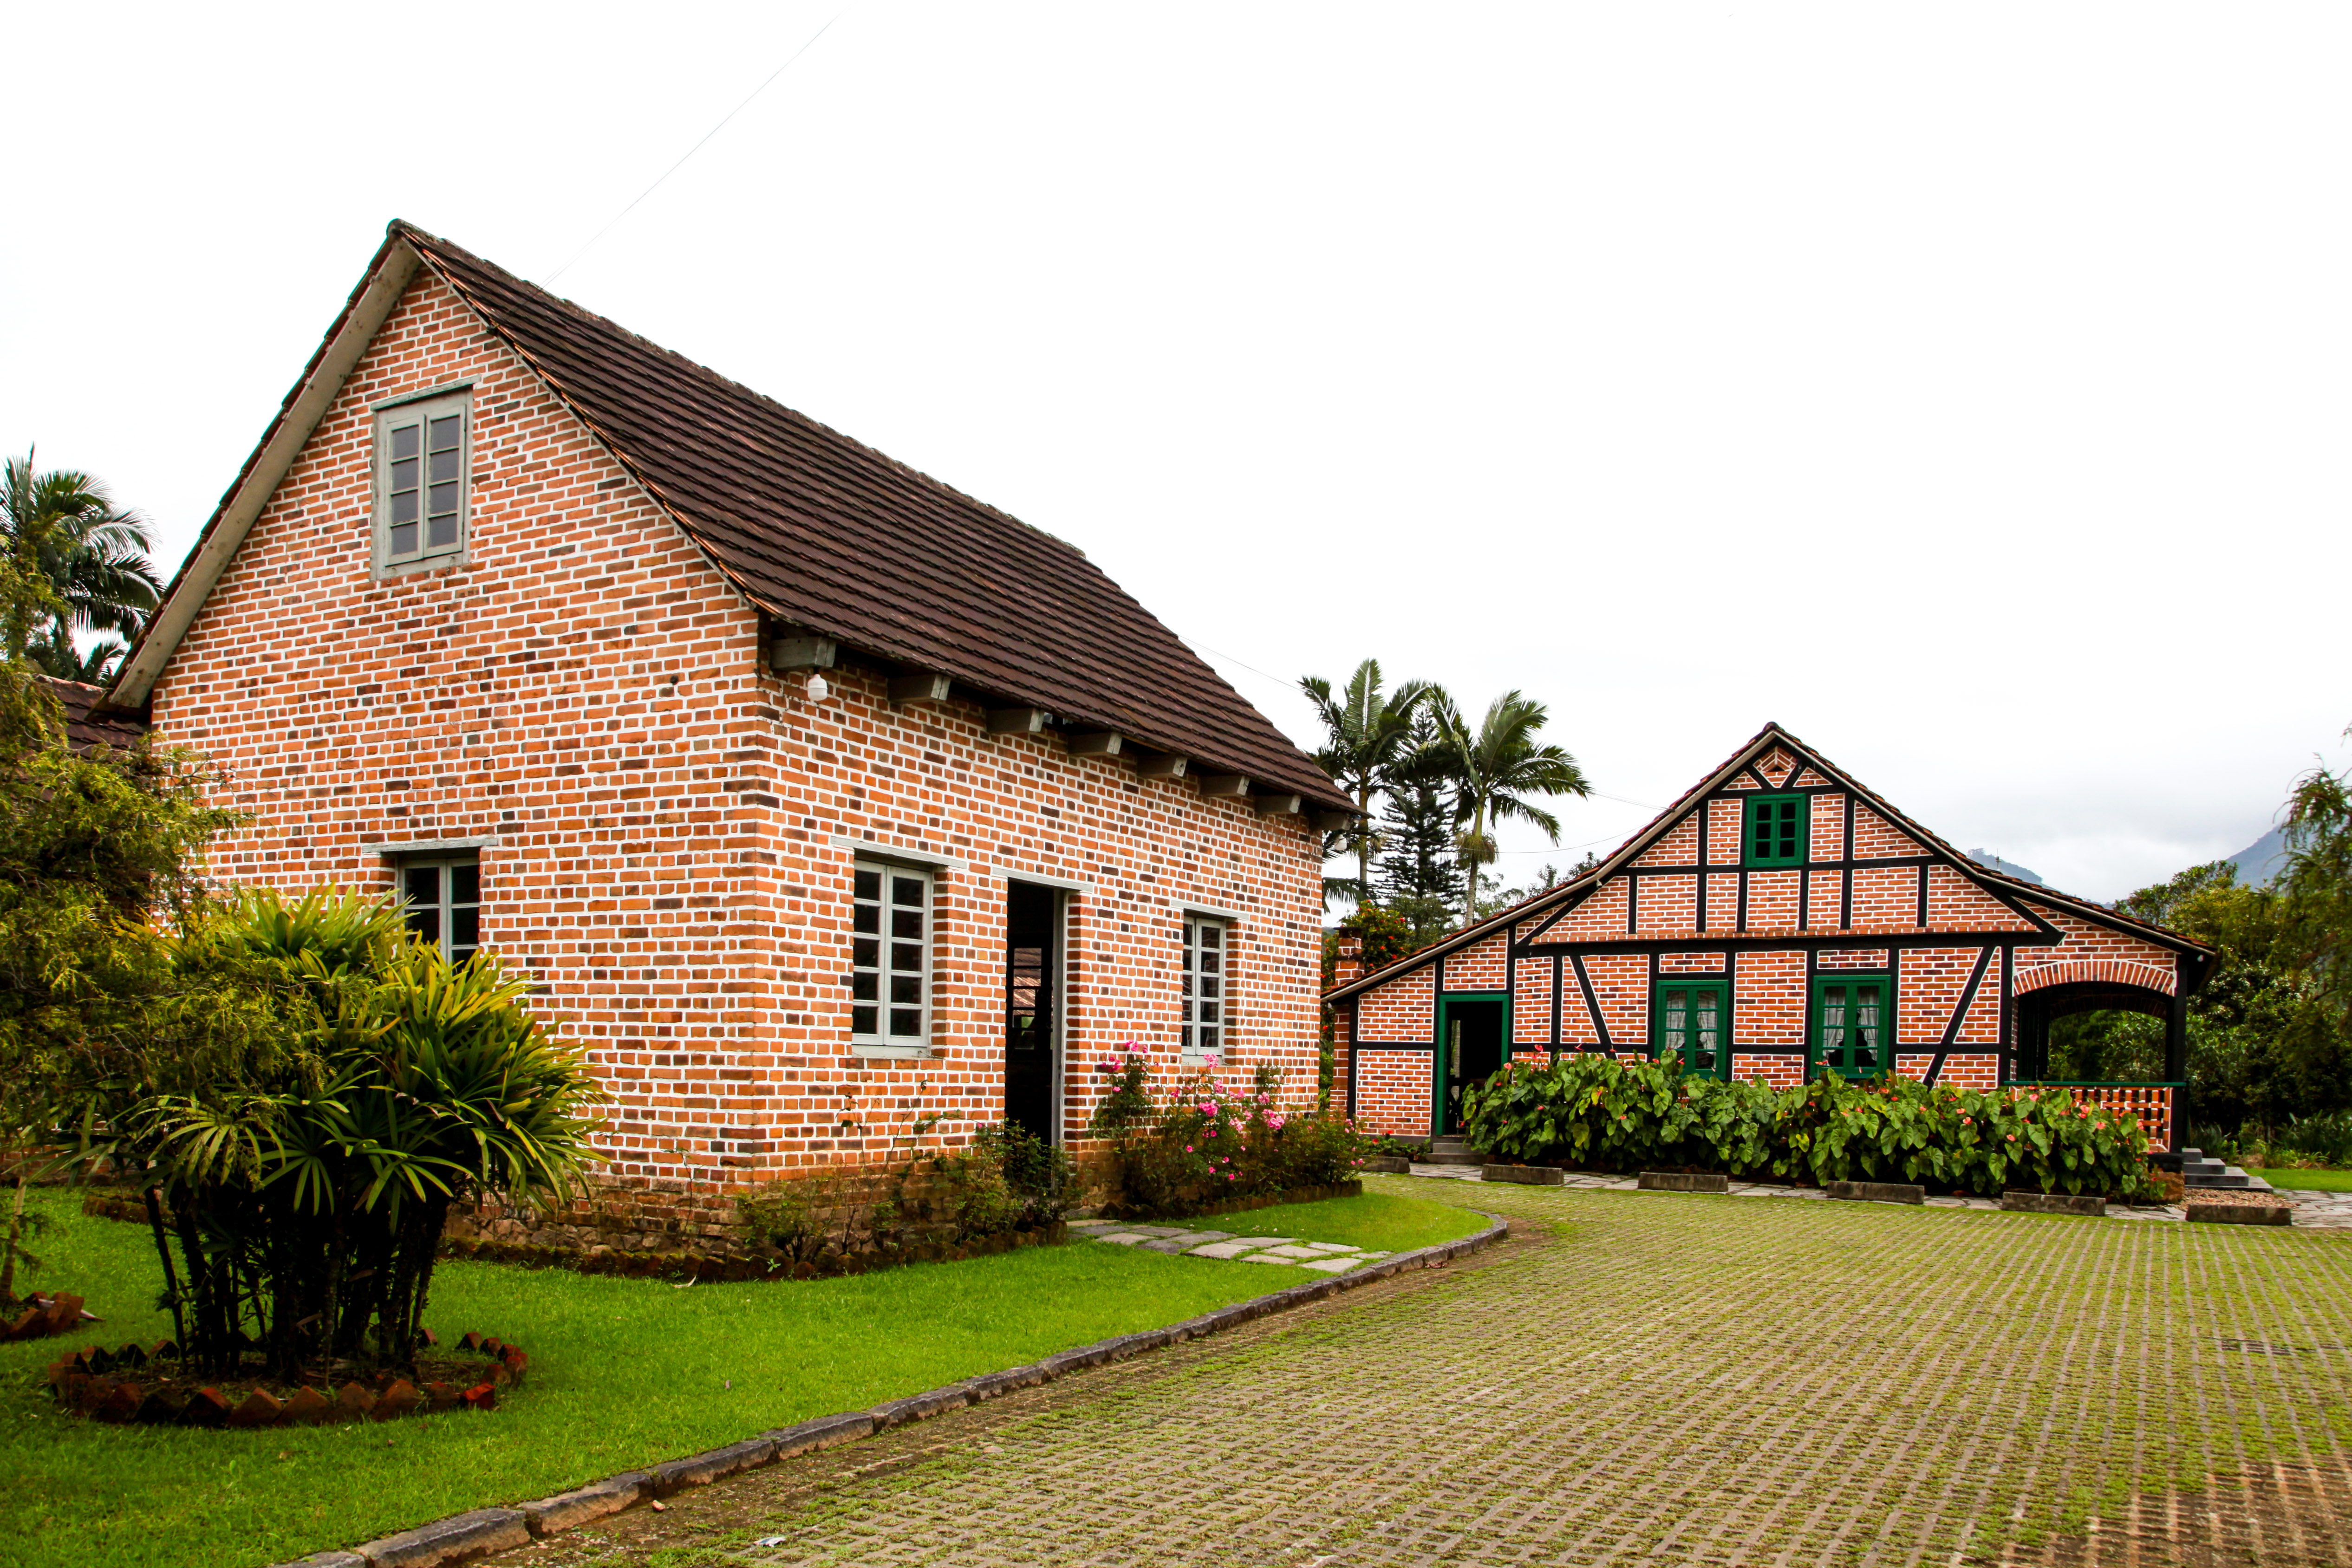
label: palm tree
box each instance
[1427,690,1592,923]
[2,451,162,685]
[1301,660,1439,907]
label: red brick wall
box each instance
[1745,869,1801,930]
[1735,1053,1805,1087]
[2014,905,2179,995]
[1633,814,1699,867]
[1357,963,1436,1042]
[1355,1049,1433,1137]
[1707,798,1744,864]
[1927,864,2034,931]
[1513,957,1554,1045]
[1635,873,1697,934]
[1733,950,1805,1046]
[1560,961,1604,1046]
[1851,806,1924,859]
[1935,1053,2001,1090]
[1585,954,1649,1045]
[150,267,1327,1218]
[1445,931,1509,990]
[1809,792,1847,863]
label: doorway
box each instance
[1003,880,1059,1143]
[1437,994,1509,1135]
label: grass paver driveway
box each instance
[509,1176,2352,1567]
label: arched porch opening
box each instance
[2012,962,2188,1150]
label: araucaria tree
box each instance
[1300,659,1435,907]
[1,451,163,684]
[1426,690,1592,922]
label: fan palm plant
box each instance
[1426,690,1592,923]
[1300,659,1439,906]
[1,451,163,684]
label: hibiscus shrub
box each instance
[1462,1055,2162,1198]
[1086,1041,1370,1217]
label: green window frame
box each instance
[1652,978,1730,1080]
[1811,973,1892,1079]
[1746,793,1807,866]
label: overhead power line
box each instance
[540,4,859,289]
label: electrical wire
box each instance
[539,4,860,288]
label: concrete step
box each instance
[1422,1138,1487,1166]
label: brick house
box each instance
[1325,724,2213,1151]
[98,221,1355,1231]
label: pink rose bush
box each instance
[1086,1046,1370,1216]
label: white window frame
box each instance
[397,853,482,964]
[1181,914,1230,1068]
[851,859,934,1057]
[373,389,470,573]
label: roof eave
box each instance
[107,229,423,709]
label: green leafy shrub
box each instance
[73,888,604,1378]
[1459,1054,2159,1198]
[1086,1043,1370,1216]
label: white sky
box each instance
[5,2,2345,902]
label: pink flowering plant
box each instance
[1088,1048,1370,1217]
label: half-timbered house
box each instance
[1325,724,2213,1151]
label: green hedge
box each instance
[1460,1054,2160,1198]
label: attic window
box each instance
[375,392,469,568]
[1746,793,1806,867]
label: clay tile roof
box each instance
[38,677,149,752]
[391,223,1349,812]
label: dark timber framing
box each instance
[1328,723,2219,1144]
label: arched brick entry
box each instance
[2013,958,2176,997]
[2013,957,2186,1142]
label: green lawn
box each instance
[2252,1166,2352,1192]
[1,1188,1485,1568]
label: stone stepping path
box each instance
[1068,1220,1391,1274]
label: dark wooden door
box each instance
[1003,881,1058,1142]
[1441,997,1507,1134]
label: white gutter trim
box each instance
[112,242,423,706]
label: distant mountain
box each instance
[2227,826,2288,888]
[1966,849,2043,886]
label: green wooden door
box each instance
[1653,979,1730,1080]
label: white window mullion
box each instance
[851,861,931,1049]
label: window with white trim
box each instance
[400,855,482,964]
[851,862,931,1048]
[375,392,469,568]
[1181,916,1228,1067]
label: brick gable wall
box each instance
[151,270,1327,1246]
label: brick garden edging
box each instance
[265,1210,1510,1568]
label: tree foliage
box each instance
[1,452,162,685]
[1299,659,1434,906]
[1424,688,1591,921]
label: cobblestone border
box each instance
[267,1213,1511,1568]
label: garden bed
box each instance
[46,1332,525,1426]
